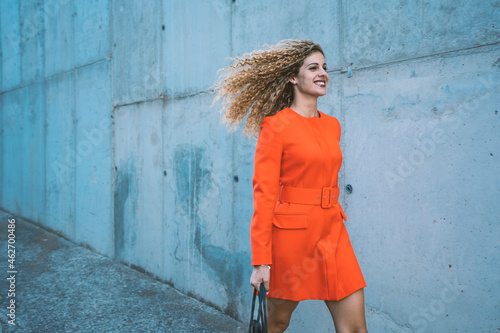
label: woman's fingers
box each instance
[263,277,270,292]
[249,268,261,289]
[250,266,271,292]
[262,268,270,292]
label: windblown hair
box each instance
[214,39,324,137]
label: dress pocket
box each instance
[273,214,308,229]
[338,204,347,221]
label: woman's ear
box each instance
[289,77,297,84]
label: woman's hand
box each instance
[250,265,271,292]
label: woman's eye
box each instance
[310,67,317,70]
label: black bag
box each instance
[249,284,268,333]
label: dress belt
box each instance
[279,185,340,209]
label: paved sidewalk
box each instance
[0,211,245,333]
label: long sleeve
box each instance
[250,116,283,265]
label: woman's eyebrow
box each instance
[307,62,327,67]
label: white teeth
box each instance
[315,82,325,86]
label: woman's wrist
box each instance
[254,264,271,270]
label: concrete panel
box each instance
[342,45,500,332]
[2,89,24,215]
[74,60,113,256]
[114,100,163,275]
[74,0,111,67]
[232,0,341,69]
[1,0,22,90]
[20,0,45,85]
[344,0,500,68]
[0,21,2,92]
[112,0,161,105]
[227,129,254,320]
[44,0,75,78]
[162,0,231,97]
[21,83,46,223]
[45,72,76,237]
[162,93,243,315]
[0,95,3,205]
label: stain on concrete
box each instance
[174,145,211,213]
[114,169,129,259]
[150,131,159,145]
[173,145,213,265]
[194,221,203,250]
[383,106,398,119]
[201,245,247,317]
[493,57,500,69]
[173,144,247,317]
[114,162,138,260]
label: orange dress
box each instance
[251,107,366,301]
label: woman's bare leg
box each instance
[324,288,367,333]
[266,297,299,333]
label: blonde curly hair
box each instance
[213,39,324,137]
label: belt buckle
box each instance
[321,187,334,209]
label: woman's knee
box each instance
[275,321,291,332]
[325,289,367,333]
[269,317,292,332]
[266,297,298,332]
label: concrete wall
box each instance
[1,0,499,331]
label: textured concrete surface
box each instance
[0,210,244,332]
[113,0,161,105]
[74,60,113,255]
[162,0,232,98]
[341,44,500,333]
[343,0,500,68]
[1,0,499,332]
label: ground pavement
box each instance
[0,210,245,333]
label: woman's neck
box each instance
[289,98,319,118]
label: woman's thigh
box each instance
[324,289,367,333]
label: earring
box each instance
[292,80,296,84]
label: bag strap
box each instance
[249,288,258,333]
[249,285,268,333]
[259,284,268,333]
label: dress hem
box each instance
[262,284,367,302]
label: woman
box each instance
[215,40,367,333]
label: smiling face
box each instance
[290,51,329,98]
